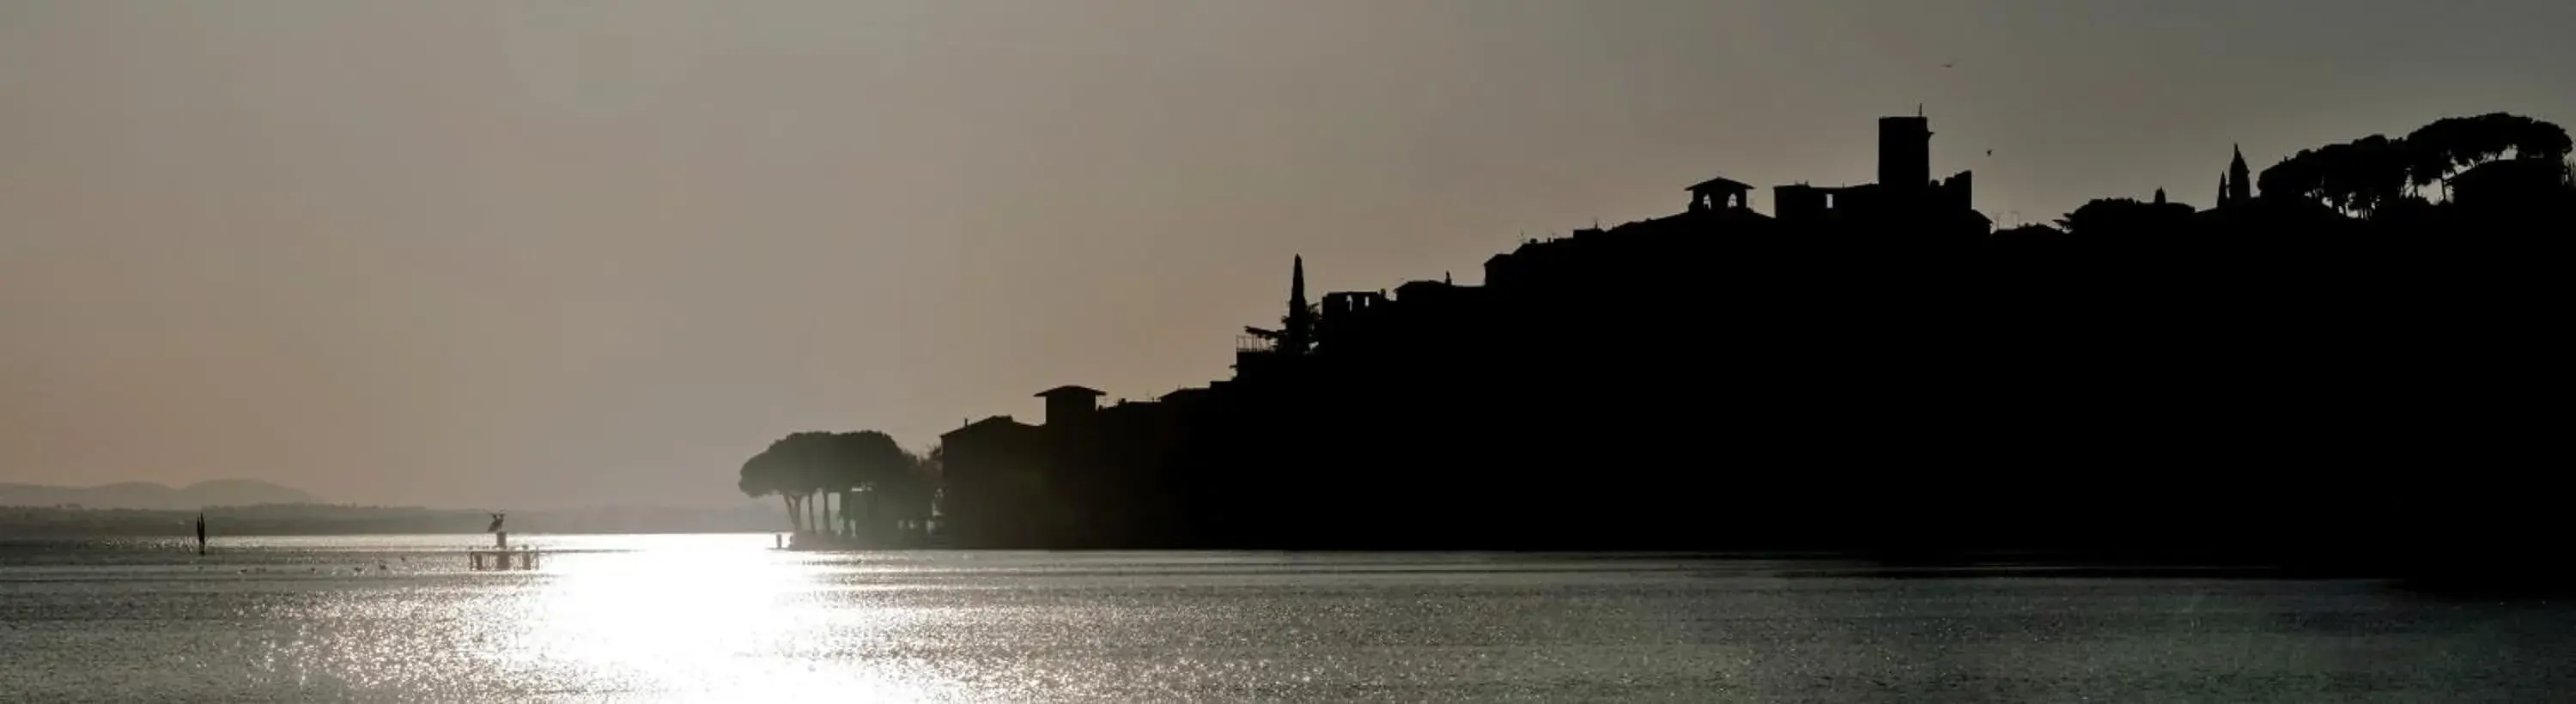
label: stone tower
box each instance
[2225,145,2253,204]
[1878,116,1933,191]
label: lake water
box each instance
[2,534,2570,701]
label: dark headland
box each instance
[743,112,2573,586]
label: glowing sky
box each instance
[4,1,2571,507]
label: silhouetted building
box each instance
[1879,115,1933,191]
[924,108,2574,559]
[1763,115,1978,227]
[2218,144,2253,207]
[1773,183,1829,222]
[1687,176,1754,212]
[959,113,2005,549]
[1283,256,1312,355]
[1236,257,1317,377]
[1936,170,1976,212]
[1393,279,1463,306]
[1036,385,1104,426]
[1317,290,1386,353]
[935,415,1044,545]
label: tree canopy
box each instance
[2055,197,2194,237]
[735,430,936,535]
[2260,112,2568,216]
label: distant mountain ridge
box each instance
[0,502,787,537]
[0,479,317,509]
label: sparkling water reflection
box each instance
[3,534,2573,701]
[508,537,942,699]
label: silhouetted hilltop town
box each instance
[753,112,2573,570]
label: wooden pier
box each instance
[466,531,544,571]
[467,548,543,570]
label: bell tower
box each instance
[1280,255,1313,356]
[1878,116,1934,191]
[2226,145,2252,204]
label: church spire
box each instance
[2227,144,2252,203]
[1290,255,1305,310]
[1281,255,1312,355]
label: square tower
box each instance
[1878,116,1933,191]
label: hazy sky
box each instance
[4,1,2571,508]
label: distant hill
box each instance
[0,502,787,537]
[0,480,317,509]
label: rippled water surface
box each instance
[3,534,2572,701]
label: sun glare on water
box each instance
[493,536,945,701]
